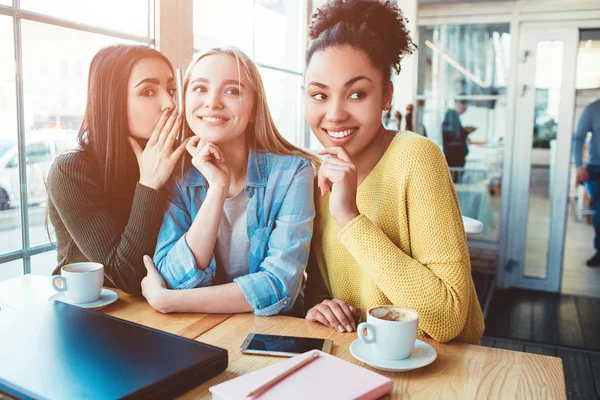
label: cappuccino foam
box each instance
[370,306,417,322]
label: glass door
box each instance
[505,25,579,291]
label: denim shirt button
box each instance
[283,300,289,305]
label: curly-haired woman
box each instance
[304,0,484,344]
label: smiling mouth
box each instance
[323,128,358,139]
[198,116,228,123]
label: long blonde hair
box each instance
[181,46,320,169]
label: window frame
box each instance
[191,0,308,147]
[0,0,155,273]
[0,0,312,277]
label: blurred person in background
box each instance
[573,98,600,267]
[442,99,476,182]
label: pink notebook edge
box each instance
[209,350,393,399]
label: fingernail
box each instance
[164,109,171,115]
[337,325,344,332]
[346,324,353,332]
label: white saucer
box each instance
[48,288,118,309]
[349,339,437,372]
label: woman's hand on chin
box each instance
[141,255,171,313]
[186,136,230,191]
[317,147,360,228]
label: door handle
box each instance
[505,259,519,272]
[519,50,531,63]
[519,84,529,97]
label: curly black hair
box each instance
[306,0,416,82]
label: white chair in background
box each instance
[462,216,484,234]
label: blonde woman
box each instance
[141,47,318,316]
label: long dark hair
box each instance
[306,0,416,83]
[78,44,175,198]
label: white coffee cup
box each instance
[50,262,104,304]
[357,305,419,360]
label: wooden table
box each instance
[0,275,568,399]
[102,289,231,339]
[181,313,566,400]
[0,275,231,340]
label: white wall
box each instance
[393,0,419,121]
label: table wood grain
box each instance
[0,275,567,399]
[181,313,566,400]
[101,289,232,339]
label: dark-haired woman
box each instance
[304,0,484,344]
[47,45,187,294]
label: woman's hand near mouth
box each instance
[186,136,230,190]
[317,146,360,228]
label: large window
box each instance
[417,23,511,243]
[0,1,154,281]
[193,0,306,146]
[1,0,310,281]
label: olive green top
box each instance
[47,151,167,294]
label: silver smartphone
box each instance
[240,333,333,357]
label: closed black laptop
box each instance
[0,301,228,400]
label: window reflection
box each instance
[0,259,23,281]
[0,15,22,255]
[192,0,304,146]
[0,2,152,278]
[193,0,254,54]
[21,21,135,248]
[19,0,151,37]
[259,67,302,145]
[417,23,510,244]
[254,0,302,72]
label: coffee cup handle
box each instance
[51,276,67,292]
[357,322,376,344]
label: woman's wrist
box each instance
[334,208,360,229]
[139,177,161,191]
[151,288,174,313]
[158,289,177,314]
[206,184,228,200]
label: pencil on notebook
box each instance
[245,351,320,398]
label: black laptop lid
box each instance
[0,301,227,400]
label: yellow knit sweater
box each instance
[306,132,485,344]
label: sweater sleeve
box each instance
[337,140,472,343]
[47,153,167,294]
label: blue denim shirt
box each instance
[153,149,315,316]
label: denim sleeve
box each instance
[574,104,593,167]
[153,183,216,290]
[234,159,315,316]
